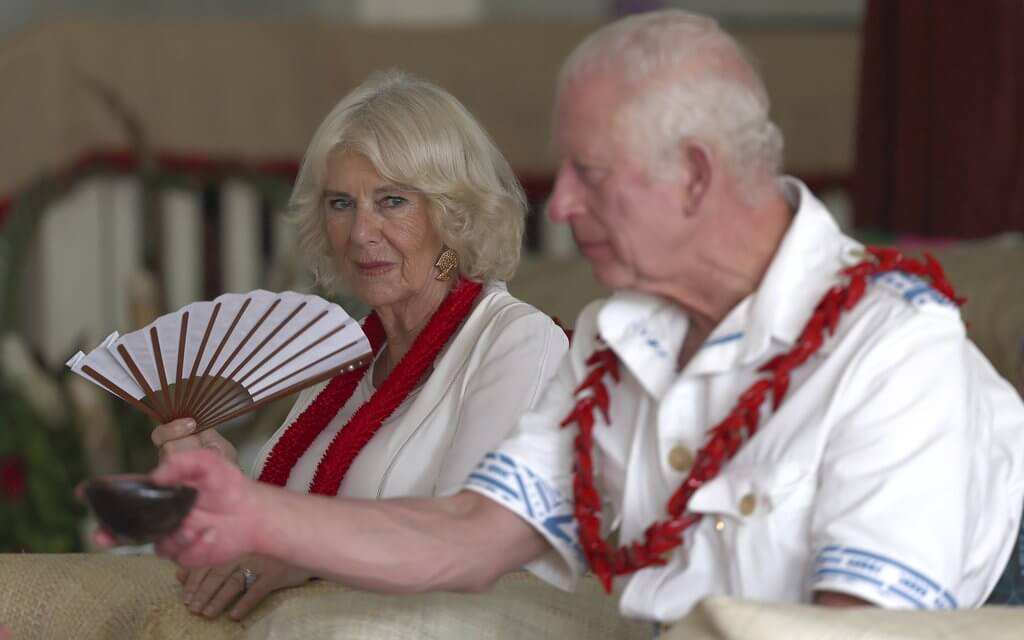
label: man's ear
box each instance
[679,139,712,217]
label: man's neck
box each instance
[665,186,794,368]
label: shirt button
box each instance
[847,247,871,263]
[738,493,757,516]
[668,445,694,472]
[714,517,726,532]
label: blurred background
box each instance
[0,0,1021,553]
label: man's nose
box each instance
[546,163,585,224]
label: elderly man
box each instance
[103,9,1024,625]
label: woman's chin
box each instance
[348,282,402,309]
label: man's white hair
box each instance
[558,10,784,200]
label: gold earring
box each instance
[434,248,458,281]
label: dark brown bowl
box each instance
[82,476,197,545]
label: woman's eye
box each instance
[327,197,354,211]
[380,195,408,208]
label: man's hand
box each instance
[90,449,264,567]
[94,448,548,595]
[179,554,313,620]
[152,448,263,567]
[151,418,237,462]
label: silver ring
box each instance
[239,566,256,591]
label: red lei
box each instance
[258,278,482,495]
[560,247,965,592]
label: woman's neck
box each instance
[373,278,456,381]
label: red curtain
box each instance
[853,0,1024,237]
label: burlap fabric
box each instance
[4,554,1024,639]
[0,554,239,639]
[661,596,1024,640]
[0,554,648,640]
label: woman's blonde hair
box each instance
[289,69,526,293]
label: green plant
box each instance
[0,382,86,553]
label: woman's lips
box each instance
[354,261,395,275]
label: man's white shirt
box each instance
[464,178,1024,622]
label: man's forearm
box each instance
[249,485,547,593]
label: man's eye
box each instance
[327,197,354,211]
[573,161,602,186]
[381,196,408,208]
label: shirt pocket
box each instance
[688,463,816,600]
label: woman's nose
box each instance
[349,204,382,245]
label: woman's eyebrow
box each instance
[321,184,406,197]
[373,183,407,195]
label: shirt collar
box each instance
[596,177,862,387]
[596,290,689,399]
[692,178,865,374]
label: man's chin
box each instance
[589,262,632,291]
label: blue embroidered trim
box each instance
[623,321,670,359]
[465,452,583,561]
[702,331,744,348]
[869,271,955,308]
[813,545,958,609]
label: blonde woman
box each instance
[150,70,568,619]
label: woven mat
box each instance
[0,554,240,639]
[662,596,1024,640]
[0,554,648,640]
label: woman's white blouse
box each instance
[252,282,568,499]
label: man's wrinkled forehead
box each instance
[552,72,630,156]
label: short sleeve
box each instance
[809,308,1006,608]
[462,302,609,591]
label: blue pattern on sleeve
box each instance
[465,452,582,561]
[813,545,958,609]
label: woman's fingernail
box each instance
[185,419,197,432]
[183,592,192,604]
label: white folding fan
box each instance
[66,290,371,431]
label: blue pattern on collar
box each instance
[702,332,744,348]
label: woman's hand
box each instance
[178,555,313,620]
[0,624,11,640]
[151,418,237,463]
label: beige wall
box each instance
[0,17,860,367]
[0,17,859,205]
